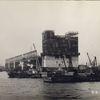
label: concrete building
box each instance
[5,50,42,71]
[42,30,79,70]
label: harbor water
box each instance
[0,72,100,100]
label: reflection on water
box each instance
[41,83,81,100]
[0,72,100,100]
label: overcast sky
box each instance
[0,1,100,65]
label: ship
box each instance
[8,70,41,78]
[43,69,74,83]
[5,44,42,78]
[41,30,100,83]
[43,53,100,83]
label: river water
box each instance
[0,72,100,100]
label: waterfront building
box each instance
[5,50,42,71]
[41,30,79,71]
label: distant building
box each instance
[5,50,42,71]
[41,30,79,69]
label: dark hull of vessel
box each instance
[44,76,74,83]
[43,76,100,83]
[43,72,100,83]
[8,71,42,78]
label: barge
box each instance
[42,30,100,83]
[5,47,42,78]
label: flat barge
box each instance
[43,66,100,83]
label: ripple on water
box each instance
[0,72,100,100]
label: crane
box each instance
[87,52,92,66]
[33,43,40,71]
[92,56,97,67]
[87,53,97,67]
[33,43,36,51]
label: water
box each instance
[0,72,100,100]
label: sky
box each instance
[0,1,100,65]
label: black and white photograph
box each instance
[0,1,100,100]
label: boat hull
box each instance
[8,71,42,78]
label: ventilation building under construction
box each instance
[42,30,79,69]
